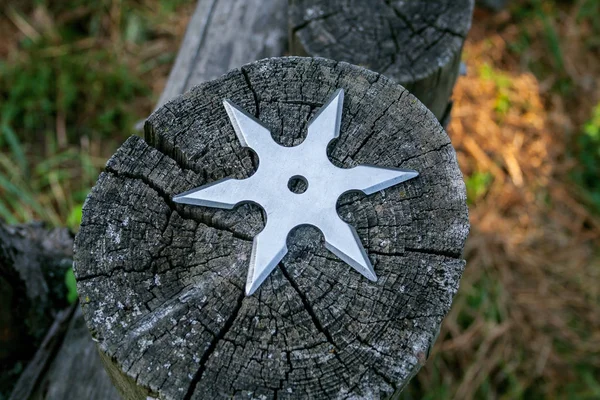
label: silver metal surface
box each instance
[174,89,418,295]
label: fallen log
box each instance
[0,223,72,369]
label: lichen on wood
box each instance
[75,57,469,399]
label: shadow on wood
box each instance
[2,222,118,400]
[0,222,73,393]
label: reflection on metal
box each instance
[174,89,418,295]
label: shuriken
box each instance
[173,89,418,295]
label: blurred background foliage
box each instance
[0,0,599,399]
[0,0,194,227]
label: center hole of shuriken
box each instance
[288,176,308,194]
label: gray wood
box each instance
[0,223,73,367]
[2,221,117,400]
[9,305,75,400]
[156,0,288,109]
[75,57,469,399]
[28,306,120,400]
[288,0,474,121]
[7,1,290,398]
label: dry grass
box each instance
[406,4,600,399]
[0,1,196,226]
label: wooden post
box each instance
[75,57,469,399]
[289,0,474,123]
[156,0,288,109]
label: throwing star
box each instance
[173,89,418,295]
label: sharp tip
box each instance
[362,265,377,282]
[245,280,259,296]
[353,258,377,282]
[223,99,240,115]
[332,89,344,108]
[407,170,419,178]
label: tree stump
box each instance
[289,0,474,122]
[74,57,469,399]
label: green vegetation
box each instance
[479,63,512,116]
[465,171,493,205]
[0,0,192,226]
[0,2,191,395]
[64,268,78,304]
[575,103,600,212]
[1,0,599,399]
[508,0,600,213]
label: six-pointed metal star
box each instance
[173,89,418,295]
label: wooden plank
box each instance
[156,0,288,109]
[8,305,76,400]
[29,307,120,400]
[0,222,74,365]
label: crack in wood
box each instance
[75,57,469,399]
[183,290,245,400]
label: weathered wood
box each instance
[156,0,288,109]
[29,307,120,400]
[6,2,290,398]
[9,304,76,400]
[0,223,73,368]
[288,0,474,121]
[75,57,469,399]
[1,221,117,400]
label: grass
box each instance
[465,171,493,205]
[405,0,600,398]
[1,0,600,399]
[0,1,193,397]
[0,0,194,226]
[574,102,600,212]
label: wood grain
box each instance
[75,57,469,399]
[289,0,474,121]
[156,0,288,109]
[29,307,120,400]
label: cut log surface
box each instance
[75,57,469,399]
[289,0,474,121]
[156,0,288,109]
